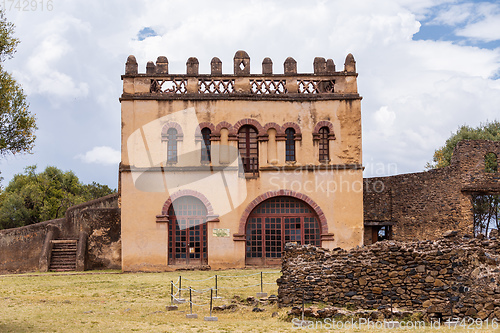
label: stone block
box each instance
[425,276,435,283]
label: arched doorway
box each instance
[245,196,321,266]
[168,196,208,265]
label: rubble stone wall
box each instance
[278,235,500,320]
[363,140,500,243]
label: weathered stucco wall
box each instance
[121,167,363,271]
[120,52,363,272]
[363,140,500,243]
[81,208,121,270]
[64,194,120,238]
[0,218,65,274]
[0,194,120,274]
[278,234,500,321]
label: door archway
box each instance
[245,196,321,266]
[168,196,208,265]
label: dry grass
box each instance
[0,269,498,332]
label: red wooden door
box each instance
[168,196,208,265]
[245,196,321,266]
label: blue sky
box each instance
[0,0,499,188]
[414,1,500,51]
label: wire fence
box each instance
[166,270,281,318]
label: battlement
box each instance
[121,50,360,99]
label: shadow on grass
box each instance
[0,322,37,333]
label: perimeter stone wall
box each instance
[278,233,500,321]
[363,140,500,243]
[0,194,120,274]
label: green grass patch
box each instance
[0,269,498,332]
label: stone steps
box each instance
[49,239,77,272]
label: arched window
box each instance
[285,128,296,161]
[238,125,258,174]
[485,152,498,173]
[201,128,211,162]
[168,196,208,265]
[318,127,329,162]
[167,128,178,163]
[245,196,321,266]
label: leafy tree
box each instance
[0,9,36,157]
[471,194,499,236]
[426,121,500,169]
[427,120,500,236]
[0,165,116,229]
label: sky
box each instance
[0,0,499,188]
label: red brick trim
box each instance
[233,118,264,136]
[236,190,328,236]
[313,121,335,140]
[215,121,235,136]
[282,122,301,135]
[194,122,216,141]
[263,122,283,135]
[283,122,302,141]
[161,122,184,141]
[313,121,334,133]
[161,190,215,218]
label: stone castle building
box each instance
[119,51,363,271]
[1,51,499,274]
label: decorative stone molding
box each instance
[125,55,138,74]
[159,190,217,222]
[186,57,199,75]
[210,57,222,75]
[194,122,216,141]
[234,50,250,75]
[313,121,335,140]
[235,189,328,240]
[233,118,264,136]
[214,121,235,137]
[282,122,302,140]
[156,56,169,74]
[161,122,184,141]
[263,122,283,136]
[262,57,273,74]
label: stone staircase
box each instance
[49,239,78,272]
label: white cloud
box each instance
[457,13,500,42]
[11,15,91,99]
[431,3,475,26]
[373,106,396,132]
[1,0,500,186]
[428,2,500,42]
[408,40,499,78]
[75,146,121,165]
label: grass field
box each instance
[1,268,499,332]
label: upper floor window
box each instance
[318,127,329,162]
[285,128,296,161]
[201,128,211,162]
[167,128,178,163]
[238,125,258,174]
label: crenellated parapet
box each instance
[121,50,360,100]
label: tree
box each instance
[426,121,500,169]
[0,165,116,229]
[427,120,500,236]
[0,9,36,157]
